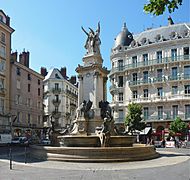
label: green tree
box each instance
[169,117,188,136]
[144,0,183,16]
[125,103,146,134]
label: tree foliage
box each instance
[125,103,146,134]
[169,117,188,135]
[144,0,183,16]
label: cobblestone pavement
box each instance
[0,147,189,180]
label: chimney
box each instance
[70,76,76,85]
[168,16,174,25]
[10,51,18,62]
[40,67,48,77]
[60,67,67,78]
[19,50,29,68]
[6,15,10,26]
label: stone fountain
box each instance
[30,23,158,162]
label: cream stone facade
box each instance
[43,68,78,130]
[109,21,190,133]
[0,10,14,133]
[10,51,44,139]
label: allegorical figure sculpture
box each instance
[81,22,101,54]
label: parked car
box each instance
[11,137,29,146]
[41,139,51,145]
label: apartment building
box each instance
[10,51,44,139]
[42,67,78,131]
[0,10,14,133]
[109,18,190,134]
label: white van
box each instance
[0,134,12,145]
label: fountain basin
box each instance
[58,135,136,147]
[30,144,159,162]
[58,135,101,147]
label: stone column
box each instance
[103,77,108,101]
[78,75,83,107]
[93,71,99,108]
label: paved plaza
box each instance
[0,147,189,180]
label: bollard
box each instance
[9,144,12,170]
[24,146,27,164]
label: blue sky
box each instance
[1,0,190,99]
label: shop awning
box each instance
[139,127,152,135]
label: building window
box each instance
[0,98,4,113]
[38,79,40,85]
[0,46,6,58]
[27,98,31,107]
[132,90,137,99]
[172,105,178,119]
[118,109,124,122]
[38,116,41,125]
[132,56,137,67]
[184,47,189,59]
[16,67,21,76]
[143,89,148,98]
[157,87,163,97]
[172,86,178,95]
[38,88,40,96]
[28,74,31,80]
[143,71,148,83]
[184,85,190,95]
[157,51,162,63]
[28,84,30,92]
[37,101,41,109]
[0,78,4,90]
[16,80,21,89]
[118,93,123,102]
[15,95,21,105]
[158,106,163,119]
[55,83,59,90]
[118,76,123,87]
[17,112,20,123]
[171,48,177,61]
[28,114,31,125]
[184,66,190,79]
[143,54,148,66]
[171,67,178,80]
[157,69,163,81]
[143,107,149,120]
[0,60,5,72]
[118,60,123,71]
[185,105,190,119]
[1,32,5,43]
[132,73,137,84]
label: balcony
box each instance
[52,99,61,106]
[152,77,166,83]
[52,88,61,94]
[110,55,190,75]
[66,89,78,98]
[145,114,190,122]
[128,79,152,87]
[52,111,61,119]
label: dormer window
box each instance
[155,34,162,42]
[55,73,60,79]
[141,37,147,45]
[170,31,178,39]
[182,30,189,38]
